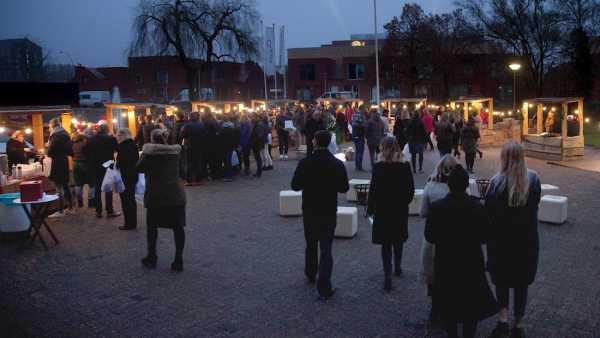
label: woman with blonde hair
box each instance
[418,154,458,322]
[366,137,414,291]
[450,109,465,159]
[485,141,541,338]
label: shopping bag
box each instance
[402,144,412,161]
[101,168,125,193]
[42,156,52,177]
[328,134,338,155]
[134,173,145,195]
[231,151,239,167]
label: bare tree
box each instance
[129,0,260,100]
[457,0,564,97]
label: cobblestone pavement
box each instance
[2,143,600,337]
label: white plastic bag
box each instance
[101,168,125,193]
[42,156,52,177]
[231,151,239,167]
[134,173,145,195]
[328,134,338,155]
[402,144,412,161]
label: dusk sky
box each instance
[0,0,455,68]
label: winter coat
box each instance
[434,121,455,154]
[71,133,90,163]
[262,117,271,143]
[217,122,238,154]
[143,122,158,144]
[6,138,29,168]
[294,109,305,131]
[303,117,325,140]
[116,139,139,190]
[367,154,415,245]
[393,118,409,148]
[473,115,483,144]
[451,116,464,146]
[291,148,349,217]
[134,121,145,150]
[485,172,541,287]
[202,115,219,154]
[136,143,186,208]
[249,121,265,150]
[418,178,451,284]
[180,119,205,152]
[238,122,251,148]
[276,113,292,137]
[422,113,434,134]
[85,131,118,172]
[47,126,72,185]
[406,116,427,152]
[171,120,186,145]
[425,193,498,323]
[365,112,386,148]
[351,111,367,137]
[460,122,480,154]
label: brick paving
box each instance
[1,143,600,337]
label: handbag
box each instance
[101,168,126,193]
[134,173,145,195]
[42,156,52,177]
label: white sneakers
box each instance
[284,155,289,159]
[65,208,76,215]
[48,211,65,218]
[280,155,284,159]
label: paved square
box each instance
[2,143,600,337]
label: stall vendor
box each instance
[7,130,36,169]
[545,112,559,133]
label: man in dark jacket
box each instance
[365,109,386,168]
[276,109,293,159]
[171,112,186,145]
[180,112,205,186]
[134,115,146,151]
[202,111,220,179]
[351,105,368,171]
[85,123,121,218]
[291,130,349,300]
[303,111,326,156]
[217,113,238,182]
[143,115,157,145]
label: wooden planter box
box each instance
[522,135,584,161]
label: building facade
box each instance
[0,38,44,82]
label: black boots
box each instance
[171,257,183,272]
[141,254,157,269]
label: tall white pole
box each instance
[283,26,287,99]
[262,21,268,100]
[374,0,381,113]
[273,23,278,100]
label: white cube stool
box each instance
[409,189,424,215]
[279,190,303,216]
[347,179,370,202]
[335,207,358,238]
[541,184,560,197]
[468,179,478,197]
[539,195,568,224]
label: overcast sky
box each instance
[0,0,455,67]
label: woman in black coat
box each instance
[485,141,541,338]
[366,137,415,291]
[425,164,497,338]
[47,118,75,218]
[249,112,265,178]
[406,110,427,173]
[115,128,139,230]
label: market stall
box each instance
[451,97,498,147]
[251,99,299,111]
[190,101,245,114]
[521,97,584,161]
[104,103,177,137]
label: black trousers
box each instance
[93,167,114,214]
[306,137,314,156]
[465,152,475,169]
[146,205,185,260]
[444,320,477,338]
[119,185,137,227]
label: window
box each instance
[348,64,364,80]
[343,85,359,98]
[124,74,130,83]
[157,70,168,84]
[498,84,513,101]
[135,74,142,83]
[380,64,394,79]
[450,84,468,98]
[136,88,146,94]
[82,76,89,84]
[461,61,474,78]
[418,64,433,79]
[415,84,428,97]
[295,85,311,101]
[300,65,315,80]
[491,61,507,78]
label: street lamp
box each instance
[60,51,74,80]
[509,63,521,115]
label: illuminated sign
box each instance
[351,41,366,47]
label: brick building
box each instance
[0,38,44,82]
[72,56,279,106]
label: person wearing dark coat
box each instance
[450,110,465,159]
[171,112,186,146]
[217,113,238,182]
[85,123,121,218]
[425,164,498,338]
[71,132,95,208]
[46,118,75,218]
[303,111,326,156]
[291,130,349,300]
[7,130,35,170]
[364,110,386,168]
[238,115,252,176]
[202,111,220,179]
[406,110,427,173]
[393,110,410,149]
[180,112,205,186]
[366,137,414,291]
[115,128,139,230]
[133,115,146,151]
[460,117,480,173]
[136,129,187,272]
[485,141,541,338]
[142,115,157,145]
[249,112,265,178]
[434,112,455,158]
[275,109,292,159]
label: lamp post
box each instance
[509,64,521,114]
[59,51,74,80]
[374,0,381,113]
